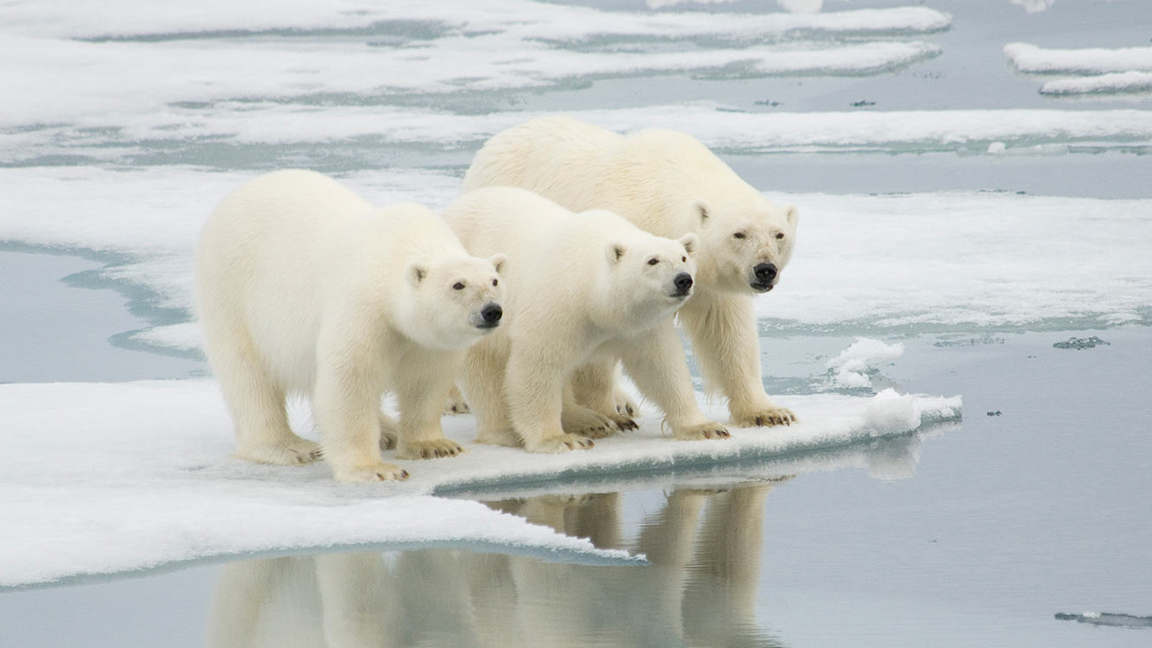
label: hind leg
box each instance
[204,321,321,465]
[570,359,637,431]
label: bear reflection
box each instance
[208,484,786,648]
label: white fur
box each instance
[443,187,727,454]
[195,170,505,482]
[464,117,800,427]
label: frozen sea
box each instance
[1,0,1151,646]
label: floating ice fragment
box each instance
[1005,43,1152,74]
[1039,71,1152,96]
[1055,612,1152,628]
[987,141,1006,154]
[1007,0,1054,14]
[1055,334,1105,350]
[826,338,905,389]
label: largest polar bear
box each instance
[196,170,505,482]
[463,117,798,427]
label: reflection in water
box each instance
[208,432,931,647]
[208,485,788,647]
[1008,0,1055,13]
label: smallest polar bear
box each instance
[195,170,505,483]
[444,187,729,453]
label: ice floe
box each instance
[8,103,1151,166]
[1005,43,1152,75]
[1038,71,1152,96]
[0,378,958,588]
[2,167,1151,347]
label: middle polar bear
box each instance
[445,187,730,453]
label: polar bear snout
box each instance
[750,262,778,292]
[672,272,694,297]
[475,302,503,329]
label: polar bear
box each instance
[443,187,729,453]
[463,117,799,428]
[195,170,505,482]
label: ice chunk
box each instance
[825,337,905,389]
[1007,0,1054,13]
[1039,71,1152,96]
[0,379,959,588]
[1005,43,1152,74]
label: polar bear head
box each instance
[602,229,700,330]
[401,253,507,350]
[692,197,798,295]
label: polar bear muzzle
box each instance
[672,272,694,298]
[475,302,503,329]
[750,262,778,292]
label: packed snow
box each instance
[0,378,958,589]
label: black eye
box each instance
[453,282,465,290]
[647,258,659,265]
[776,232,785,240]
[492,279,498,287]
[681,256,687,262]
[733,232,746,239]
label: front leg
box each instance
[618,322,729,441]
[394,349,466,460]
[313,343,408,483]
[679,292,796,427]
[505,342,594,453]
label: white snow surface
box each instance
[0,378,959,588]
[0,2,949,131]
[1005,43,1152,74]
[1039,71,1152,96]
[826,338,905,389]
[2,167,1150,339]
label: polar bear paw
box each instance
[675,421,731,441]
[562,406,619,439]
[614,391,640,418]
[235,437,323,466]
[526,434,595,453]
[443,388,471,415]
[334,462,410,483]
[732,406,797,428]
[396,438,465,460]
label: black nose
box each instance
[481,303,502,324]
[674,272,693,294]
[754,263,777,283]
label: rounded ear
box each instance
[784,204,799,228]
[693,199,711,226]
[678,233,699,256]
[605,242,626,265]
[488,253,508,275]
[407,262,428,287]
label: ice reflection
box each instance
[207,432,929,647]
[207,484,789,647]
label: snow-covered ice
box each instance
[1005,43,1152,75]
[1038,71,1152,96]
[0,378,958,589]
[6,167,1151,353]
